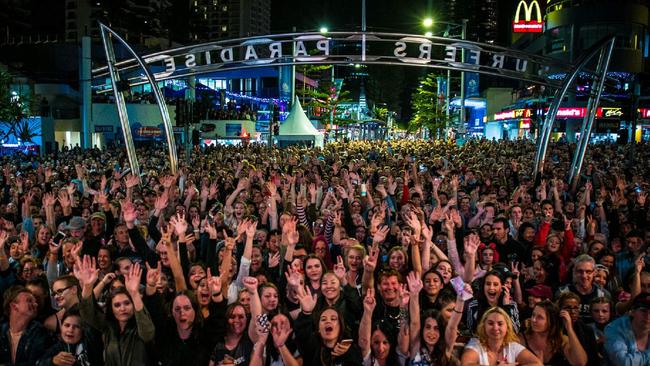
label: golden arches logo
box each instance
[513,0,543,33]
[514,0,542,23]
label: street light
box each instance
[319,26,328,34]
[421,18,467,136]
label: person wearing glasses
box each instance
[556,255,610,323]
[44,275,80,333]
[557,292,601,366]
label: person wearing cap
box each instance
[83,208,115,259]
[603,293,650,365]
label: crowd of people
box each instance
[0,138,649,366]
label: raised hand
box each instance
[363,244,379,272]
[206,268,222,296]
[333,256,347,282]
[510,261,520,278]
[296,285,317,314]
[154,191,169,212]
[372,225,390,245]
[405,212,421,235]
[271,321,293,349]
[42,192,56,207]
[465,233,480,255]
[287,230,299,248]
[245,220,258,240]
[170,213,189,238]
[121,199,137,223]
[124,262,142,295]
[124,173,140,189]
[58,189,71,208]
[73,255,98,288]
[242,276,258,293]
[284,266,303,289]
[145,261,162,287]
[363,287,376,313]
[406,271,423,295]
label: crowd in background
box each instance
[0,138,649,366]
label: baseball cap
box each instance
[63,216,86,231]
[526,284,553,300]
[630,293,650,310]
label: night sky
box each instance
[271,0,433,34]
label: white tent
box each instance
[277,97,324,148]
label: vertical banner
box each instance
[278,65,293,101]
[437,76,447,99]
[464,71,480,98]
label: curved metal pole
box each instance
[99,23,178,175]
[569,38,616,189]
[532,36,616,180]
[99,25,140,177]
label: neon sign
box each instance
[494,109,531,121]
[513,0,544,33]
[556,107,585,118]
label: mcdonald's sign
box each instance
[513,0,544,33]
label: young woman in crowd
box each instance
[464,270,521,333]
[294,284,363,365]
[76,256,155,366]
[461,307,542,366]
[518,300,587,365]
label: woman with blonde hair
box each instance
[461,307,542,366]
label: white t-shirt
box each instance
[463,338,525,366]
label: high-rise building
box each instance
[0,0,65,44]
[64,0,172,45]
[437,0,502,45]
[189,0,271,42]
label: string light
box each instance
[224,91,288,105]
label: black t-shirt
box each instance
[556,284,610,323]
[210,337,254,365]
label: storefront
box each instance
[490,106,624,141]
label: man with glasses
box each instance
[604,292,650,365]
[557,254,610,323]
[44,275,80,333]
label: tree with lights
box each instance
[409,73,450,138]
[0,68,37,144]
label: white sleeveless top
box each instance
[464,338,525,365]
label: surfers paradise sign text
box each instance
[93,32,571,90]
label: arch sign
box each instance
[94,31,573,90]
[96,26,614,187]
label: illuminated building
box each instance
[189,0,271,42]
[64,0,172,44]
[488,0,650,142]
